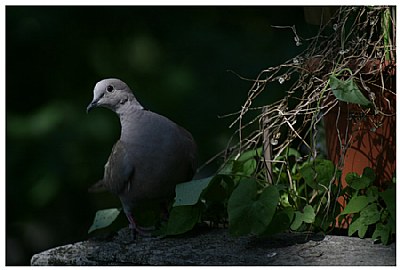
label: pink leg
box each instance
[125,212,138,239]
[125,212,153,239]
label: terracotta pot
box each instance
[324,77,396,223]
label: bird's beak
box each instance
[86,100,98,113]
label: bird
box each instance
[87,78,197,237]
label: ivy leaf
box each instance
[359,203,381,225]
[287,148,301,158]
[348,217,368,238]
[366,186,379,203]
[380,187,395,219]
[300,159,334,190]
[166,205,201,235]
[174,177,213,207]
[228,179,279,236]
[372,222,392,245]
[340,195,369,215]
[329,75,372,106]
[362,167,376,183]
[290,205,315,231]
[276,148,301,160]
[88,208,121,233]
[237,147,263,161]
[345,167,375,190]
[263,208,294,235]
[218,160,234,175]
[232,148,262,177]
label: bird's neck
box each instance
[118,100,144,142]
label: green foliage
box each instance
[158,149,339,237]
[301,159,334,190]
[88,146,395,246]
[341,168,395,245]
[329,72,372,106]
[174,176,213,207]
[290,205,316,230]
[228,179,279,235]
[341,196,369,215]
[88,208,121,233]
[162,148,265,236]
[164,205,202,235]
[345,167,375,190]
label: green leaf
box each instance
[174,177,213,206]
[166,205,201,235]
[348,217,368,238]
[372,222,391,245]
[88,208,121,233]
[287,148,301,158]
[276,148,301,160]
[262,208,294,235]
[345,169,374,190]
[380,187,396,219]
[366,186,379,203]
[362,167,376,183]
[290,205,316,231]
[202,175,227,203]
[340,196,369,215]
[329,75,371,106]
[228,179,279,236]
[290,213,303,231]
[345,173,361,189]
[237,147,263,161]
[242,158,257,176]
[300,159,334,190]
[235,148,263,176]
[359,203,380,225]
[302,205,316,223]
[218,160,234,175]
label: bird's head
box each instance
[87,78,143,114]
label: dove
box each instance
[87,78,197,237]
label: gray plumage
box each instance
[87,78,197,235]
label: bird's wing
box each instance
[104,140,135,195]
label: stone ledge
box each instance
[31,227,395,266]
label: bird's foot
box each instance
[129,223,155,239]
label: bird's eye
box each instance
[106,85,114,92]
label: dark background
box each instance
[6,6,319,265]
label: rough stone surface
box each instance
[31,228,395,266]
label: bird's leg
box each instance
[125,212,139,239]
[125,212,153,239]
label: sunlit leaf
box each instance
[329,75,371,106]
[174,177,213,206]
[88,208,121,233]
[341,196,369,215]
[348,217,368,238]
